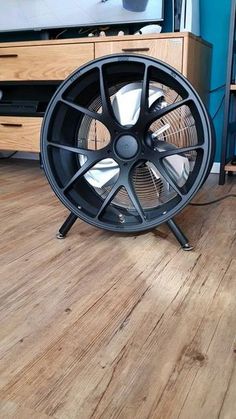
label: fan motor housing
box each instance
[41,54,215,233]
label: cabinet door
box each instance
[0,116,42,152]
[0,43,93,81]
[95,38,183,72]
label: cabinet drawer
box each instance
[95,38,183,72]
[0,43,93,81]
[0,116,42,152]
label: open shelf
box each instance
[0,82,60,117]
[224,162,236,172]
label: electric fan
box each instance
[41,55,215,249]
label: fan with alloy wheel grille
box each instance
[41,55,215,237]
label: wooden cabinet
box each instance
[0,116,42,152]
[0,32,211,153]
[95,34,211,104]
[95,38,183,72]
[0,44,93,81]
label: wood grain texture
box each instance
[0,116,42,152]
[0,159,235,419]
[0,32,211,49]
[0,44,93,81]
[95,38,183,72]
[183,35,212,106]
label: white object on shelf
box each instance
[135,24,162,35]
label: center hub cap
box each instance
[115,134,139,159]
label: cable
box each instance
[190,194,236,206]
[206,83,226,121]
[55,29,68,39]
[0,151,17,159]
[212,94,225,120]
[209,84,226,94]
[55,26,98,39]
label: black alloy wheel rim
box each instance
[41,54,215,233]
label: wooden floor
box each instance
[0,159,236,419]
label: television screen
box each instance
[0,0,164,33]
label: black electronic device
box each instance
[0,101,39,116]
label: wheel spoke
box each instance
[96,181,122,219]
[99,66,120,130]
[150,158,184,198]
[62,152,103,193]
[140,65,150,112]
[159,144,203,158]
[47,142,93,156]
[126,180,146,222]
[60,98,103,122]
[99,65,111,115]
[147,97,191,125]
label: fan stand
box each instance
[56,212,194,251]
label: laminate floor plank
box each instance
[0,160,235,419]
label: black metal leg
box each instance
[56,212,78,239]
[219,167,226,185]
[166,218,193,251]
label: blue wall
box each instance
[200,0,231,162]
